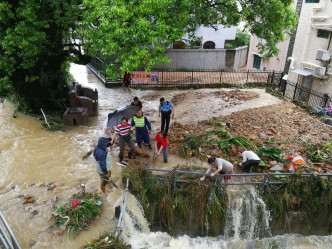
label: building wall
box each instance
[193,25,237,49]
[154,46,248,70]
[288,0,332,95]
[246,36,290,72]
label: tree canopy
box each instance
[0,0,298,112]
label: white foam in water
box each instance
[120,186,332,249]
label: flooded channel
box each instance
[1,64,331,248]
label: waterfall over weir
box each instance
[224,185,271,240]
[120,186,332,249]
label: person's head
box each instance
[208,157,216,165]
[160,97,165,105]
[137,110,142,117]
[121,117,128,126]
[160,130,167,138]
[133,96,139,105]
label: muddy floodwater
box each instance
[1,64,331,249]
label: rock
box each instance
[53,188,62,194]
[270,164,284,171]
[23,198,35,204]
[269,161,278,167]
[24,194,32,199]
[38,183,45,187]
[31,210,39,215]
[249,135,258,140]
[256,168,262,173]
[323,136,330,141]
[291,196,299,205]
[259,132,265,137]
[269,128,277,134]
[55,230,64,236]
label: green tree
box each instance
[1,0,298,112]
[0,0,89,112]
[225,29,251,49]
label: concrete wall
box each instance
[287,0,332,95]
[247,36,290,72]
[154,46,248,70]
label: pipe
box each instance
[287,57,295,70]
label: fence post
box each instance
[271,70,275,84]
[279,72,284,88]
[283,80,287,96]
[219,69,222,84]
[293,82,298,100]
[246,69,249,83]
[173,171,177,196]
[323,93,330,107]
[191,69,194,84]
[161,69,164,87]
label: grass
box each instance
[261,174,332,230]
[122,162,228,236]
[305,141,332,164]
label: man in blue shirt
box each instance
[158,97,175,133]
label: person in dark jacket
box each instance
[93,137,113,193]
[131,110,152,149]
[131,96,143,110]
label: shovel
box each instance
[100,177,118,188]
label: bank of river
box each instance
[0,64,330,248]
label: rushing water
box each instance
[1,64,331,248]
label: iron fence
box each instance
[0,210,22,249]
[144,168,332,196]
[267,77,332,108]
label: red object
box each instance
[83,109,86,112]
[326,165,332,170]
[72,200,81,208]
[225,170,232,180]
[155,133,168,148]
[77,206,82,210]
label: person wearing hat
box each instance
[200,157,233,184]
[158,97,174,133]
[93,137,113,193]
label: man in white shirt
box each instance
[200,157,233,184]
[239,151,261,173]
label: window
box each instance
[305,0,319,3]
[203,41,215,49]
[253,55,261,69]
[317,29,330,39]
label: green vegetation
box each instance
[257,146,284,162]
[305,141,332,165]
[82,232,130,249]
[261,174,332,230]
[122,163,228,236]
[225,29,251,49]
[1,0,297,112]
[52,192,102,234]
[178,130,256,159]
[41,115,67,132]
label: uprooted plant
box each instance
[305,141,332,165]
[52,192,102,235]
[81,232,131,249]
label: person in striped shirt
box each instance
[111,117,136,164]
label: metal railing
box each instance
[114,178,129,238]
[0,211,21,249]
[144,168,332,196]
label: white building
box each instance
[173,25,237,49]
[286,0,332,96]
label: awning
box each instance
[292,68,314,76]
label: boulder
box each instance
[269,164,284,171]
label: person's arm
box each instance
[145,117,152,131]
[98,154,108,176]
[158,145,164,154]
[200,168,211,181]
[212,166,223,176]
[110,131,117,145]
[242,153,247,163]
[131,119,135,128]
